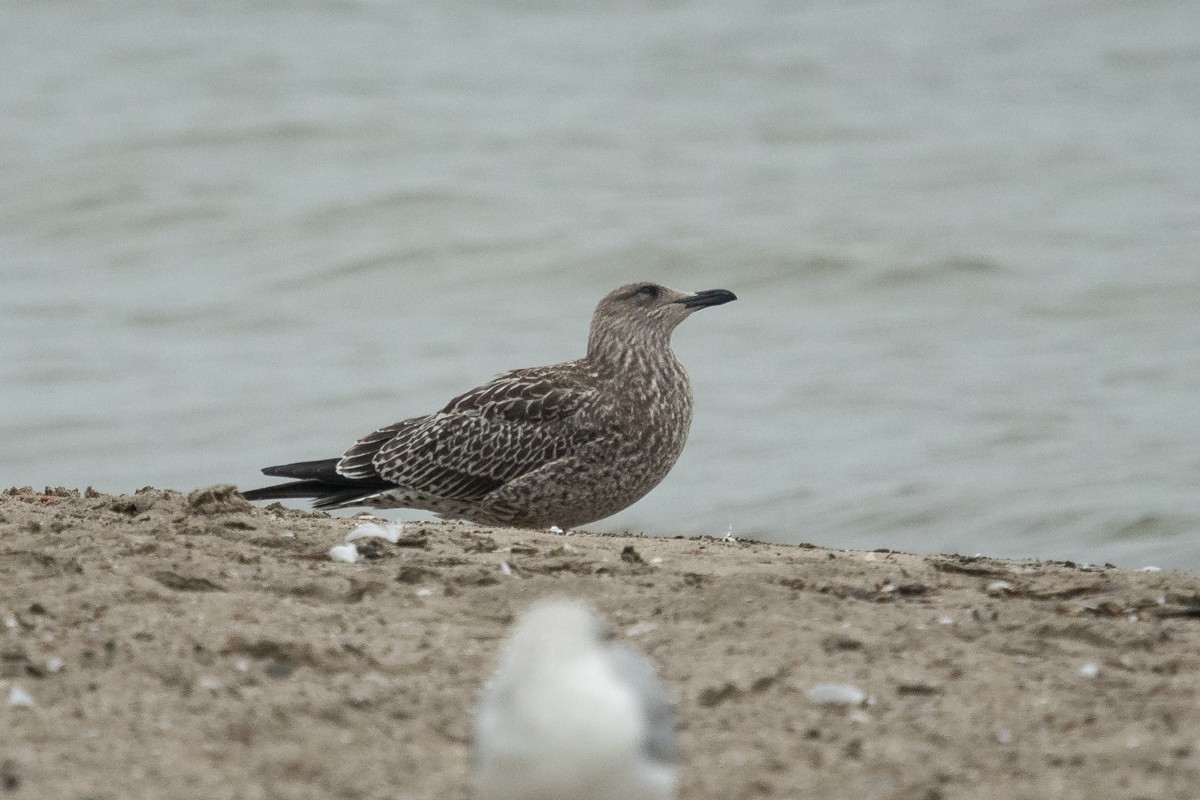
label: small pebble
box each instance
[805,683,866,706]
[625,622,657,637]
[1080,662,1101,678]
[500,561,512,577]
[7,684,35,708]
[265,659,294,679]
[415,587,433,598]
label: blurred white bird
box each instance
[472,599,678,800]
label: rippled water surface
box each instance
[3,1,1198,568]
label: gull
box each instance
[472,600,677,800]
[241,282,735,529]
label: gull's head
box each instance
[502,599,605,667]
[588,282,736,358]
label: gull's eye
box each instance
[636,284,660,299]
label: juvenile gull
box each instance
[472,600,677,800]
[240,282,735,529]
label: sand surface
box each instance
[2,485,1199,800]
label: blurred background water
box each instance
[2,0,1198,568]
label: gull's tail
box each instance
[239,458,391,509]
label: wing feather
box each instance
[334,364,601,502]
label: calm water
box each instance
[3,1,1198,568]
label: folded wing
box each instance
[332,365,602,504]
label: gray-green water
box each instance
[3,1,1198,568]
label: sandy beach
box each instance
[2,485,1198,799]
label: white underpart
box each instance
[473,600,677,800]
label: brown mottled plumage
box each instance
[240,282,736,529]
